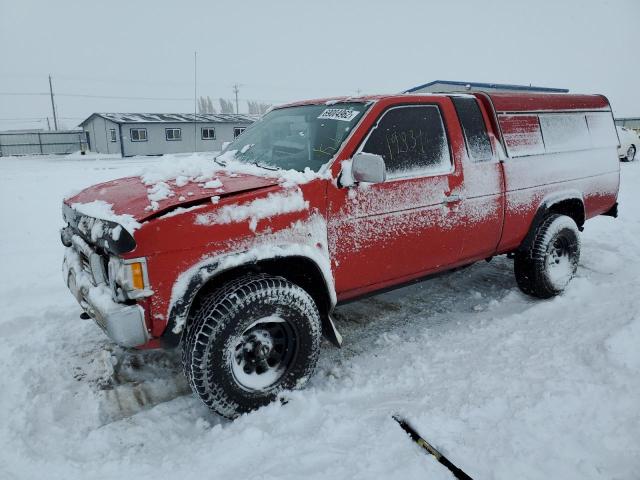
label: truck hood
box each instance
[65,172,279,223]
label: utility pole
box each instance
[233,83,240,114]
[48,75,58,130]
[194,51,198,153]
[46,117,51,131]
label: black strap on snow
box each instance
[393,415,474,480]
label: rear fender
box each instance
[518,190,585,253]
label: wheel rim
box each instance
[230,315,297,391]
[628,146,635,161]
[544,235,577,289]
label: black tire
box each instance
[514,214,580,299]
[182,274,321,418]
[181,275,249,386]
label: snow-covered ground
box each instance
[0,152,638,479]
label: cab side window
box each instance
[362,105,451,178]
[452,97,493,162]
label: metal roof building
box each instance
[79,113,258,157]
[405,80,569,94]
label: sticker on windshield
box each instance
[317,108,360,122]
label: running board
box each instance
[323,313,343,348]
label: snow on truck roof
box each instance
[276,92,611,112]
[80,113,260,125]
[485,92,611,113]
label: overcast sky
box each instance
[1,0,637,131]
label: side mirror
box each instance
[351,152,387,184]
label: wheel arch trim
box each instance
[518,190,585,253]
[163,245,337,344]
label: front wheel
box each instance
[514,214,581,299]
[182,274,321,418]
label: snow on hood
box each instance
[195,189,309,232]
[70,200,141,235]
[64,155,325,226]
[66,172,278,225]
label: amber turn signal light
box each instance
[130,262,145,290]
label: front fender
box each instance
[162,244,336,346]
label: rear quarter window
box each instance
[585,112,618,148]
[539,114,590,153]
[499,115,545,157]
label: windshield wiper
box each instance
[220,146,278,171]
[239,148,278,171]
[253,161,278,171]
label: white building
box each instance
[79,113,258,156]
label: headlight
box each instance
[108,256,151,300]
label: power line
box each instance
[0,92,192,101]
[0,117,82,121]
[0,92,48,96]
[0,119,46,123]
[59,93,193,101]
[3,72,330,93]
[0,91,290,103]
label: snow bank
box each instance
[605,316,640,369]
[1,154,640,480]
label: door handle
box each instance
[442,194,462,205]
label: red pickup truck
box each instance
[62,92,620,417]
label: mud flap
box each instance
[322,313,343,348]
[602,202,618,218]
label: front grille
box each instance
[70,234,109,287]
[80,253,91,275]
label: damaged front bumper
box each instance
[62,238,149,348]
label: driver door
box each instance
[327,102,466,298]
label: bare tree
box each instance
[247,100,272,115]
[197,96,206,113]
[197,96,216,114]
[219,98,235,113]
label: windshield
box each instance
[219,102,369,172]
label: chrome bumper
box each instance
[63,243,149,348]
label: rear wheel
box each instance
[182,274,321,418]
[514,214,580,299]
